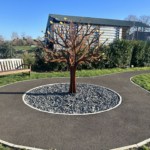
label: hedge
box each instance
[3,40,149,71]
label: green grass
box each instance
[0,144,11,150]
[132,73,150,91]
[13,46,36,51]
[0,67,150,87]
[139,145,150,150]
[76,67,150,77]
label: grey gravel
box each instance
[23,83,121,114]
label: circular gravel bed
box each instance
[23,83,122,115]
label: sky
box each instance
[0,0,150,40]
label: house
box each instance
[45,14,150,45]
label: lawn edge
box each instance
[130,73,150,94]
[110,138,150,150]
[0,139,46,150]
[0,69,149,88]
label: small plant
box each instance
[139,145,150,150]
[0,144,11,150]
[0,42,15,58]
[22,51,35,68]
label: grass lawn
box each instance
[13,46,37,57]
[13,46,37,51]
[0,144,11,150]
[0,67,150,86]
[0,67,150,150]
[132,73,150,91]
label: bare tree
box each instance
[125,15,150,32]
[125,15,139,22]
[21,32,26,39]
[11,32,20,46]
[35,19,107,93]
[0,35,4,44]
[25,36,34,45]
[11,32,19,40]
[36,36,43,41]
[125,15,150,25]
[139,15,150,25]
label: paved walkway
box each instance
[0,70,150,150]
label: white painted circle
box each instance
[23,83,122,115]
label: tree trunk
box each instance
[69,65,76,93]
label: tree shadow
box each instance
[0,91,70,96]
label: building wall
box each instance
[46,22,124,49]
[99,26,122,44]
[129,31,150,41]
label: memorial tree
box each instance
[37,18,107,93]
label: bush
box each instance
[139,145,150,150]
[130,40,146,67]
[0,42,16,58]
[143,41,150,67]
[105,40,133,68]
[22,51,35,68]
[32,48,67,72]
[103,40,150,68]
[30,40,150,71]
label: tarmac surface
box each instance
[0,70,150,150]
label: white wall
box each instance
[99,26,122,44]
[48,23,123,49]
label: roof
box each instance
[49,14,150,28]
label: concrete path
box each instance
[0,70,150,150]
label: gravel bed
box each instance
[23,83,121,115]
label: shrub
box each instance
[31,40,150,71]
[105,40,133,68]
[139,145,150,150]
[32,48,67,72]
[0,42,16,58]
[143,41,150,67]
[22,51,35,68]
[130,40,146,67]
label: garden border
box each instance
[22,83,122,116]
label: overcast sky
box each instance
[0,0,150,40]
